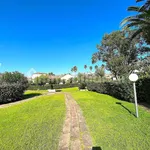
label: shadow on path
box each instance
[92,147,102,150]
[116,102,136,117]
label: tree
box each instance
[121,0,150,44]
[92,30,150,79]
[34,75,49,86]
[78,73,83,83]
[1,71,28,88]
[89,66,93,82]
[48,72,55,76]
[95,65,105,82]
[84,65,87,82]
[73,66,78,73]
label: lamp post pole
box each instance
[129,72,139,118]
[133,82,139,118]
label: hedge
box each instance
[28,83,79,90]
[87,77,150,104]
[136,77,150,104]
[0,83,26,104]
[87,82,134,102]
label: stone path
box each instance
[58,93,92,150]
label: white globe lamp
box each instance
[129,73,139,118]
[129,73,138,82]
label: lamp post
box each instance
[129,73,139,118]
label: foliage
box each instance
[0,83,26,104]
[92,30,149,79]
[136,76,150,104]
[1,71,28,88]
[0,94,65,150]
[28,83,79,90]
[87,82,134,102]
[34,75,49,85]
[95,65,105,81]
[0,72,28,104]
[71,91,150,150]
[71,66,78,74]
[121,0,150,44]
[77,73,83,83]
[78,82,87,90]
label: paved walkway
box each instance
[58,93,92,150]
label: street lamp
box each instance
[129,73,139,118]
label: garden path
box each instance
[58,93,92,150]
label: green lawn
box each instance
[71,91,150,150]
[61,87,79,92]
[0,94,65,150]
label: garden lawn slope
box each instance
[0,94,65,150]
[71,91,150,150]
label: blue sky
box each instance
[0,0,137,75]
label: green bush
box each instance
[0,83,26,104]
[136,77,150,104]
[28,83,79,90]
[0,71,29,104]
[78,82,87,90]
[87,82,134,102]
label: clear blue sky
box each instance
[0,0,137,75]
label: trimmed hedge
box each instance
[87,82,134,102]
[78,82,87,90]
[28,84,79,90]
[0,83,26,104]
[136,77,150,104]
[87,77,150,104]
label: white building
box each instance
[31,72,47,79]
[61,74,74,81]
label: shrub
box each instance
[136,77,150,104]
[0,71,29,104]
[0,83,26,104]
[78,82,87,90]
[28,83,79,90]
[1,71,28,88]
[87,82,134,102]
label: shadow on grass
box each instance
[92,147,102,150]
[116,102,136,117]
[0,93,42,105]
[23,93,42,100]
[56,89,62,92]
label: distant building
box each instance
[31,72,47,79]
[61,74,74,81]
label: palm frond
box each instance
[131,28,143,39]
[128,6,141,12]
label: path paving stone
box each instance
[58,93,92,150]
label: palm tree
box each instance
[136,0,150,11]
[73,66,77,73]
[89,66,93,82]
[84,65,87,82]
[73,66,78,78]
[121,0,150,44]
[95,65,105,82]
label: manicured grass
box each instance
[71,91,150,150]
[0,94,65,150]
[61,87,79,92]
